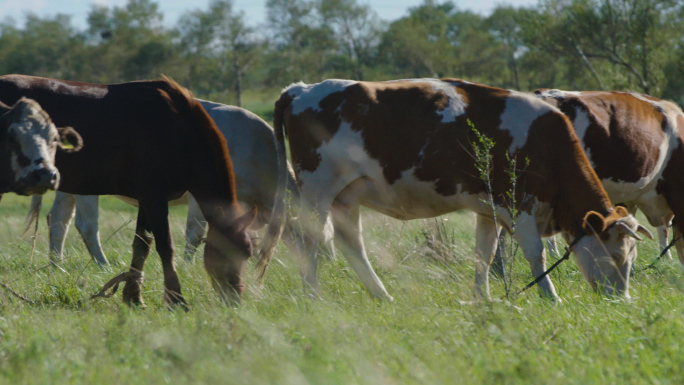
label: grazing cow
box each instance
[534,89,684,262]
[0,98,82,196]
[274,78,651,301]
[24,99,289,271]
[0,74,258,307]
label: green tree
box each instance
[85,0,175,83]
[0,14,87,80]
[264,0,336,84]
[318,0,385,80]
[523,0,682,95]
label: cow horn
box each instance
[636,224,654,240]
[617,222,642,241]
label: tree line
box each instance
[1,0,683,108]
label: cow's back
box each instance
[198,99,280,212]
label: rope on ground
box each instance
[91,270,143,299]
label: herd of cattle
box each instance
[0,73,682,307]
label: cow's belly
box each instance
[600,178,654,205]
[115,192,189,207]
[356,168,485,220]
[600,178,672,227]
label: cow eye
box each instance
[611,253,621,261]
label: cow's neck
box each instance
[550,150,612,237]
[188,146,241,229]
[525,114,613,237]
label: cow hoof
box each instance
[165,294,189,312]
[373,293,394,302]
[122,275,145,307]
[123,294,146,308]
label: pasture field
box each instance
[0,192,683,384]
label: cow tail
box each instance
[23,195,43,239]
[255,92,294,280]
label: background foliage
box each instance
[2,0,683,111]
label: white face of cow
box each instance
[0,98,81,195]
[572,213,652,298]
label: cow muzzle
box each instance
[19,167,59,194]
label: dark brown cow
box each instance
[0,97,82,196]
[535,89,684,262]
[274,78,651,301]
[0,75,257,307]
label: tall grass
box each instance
[0,192,682,384]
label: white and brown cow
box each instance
[274,78,651,301]
[535,89,684,262]
[0,97,82,196]
[24,99,289,270]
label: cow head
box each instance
[571,206,653,298]
[0,98,82,195]
[203,206,257,305]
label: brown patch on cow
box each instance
[516,111,612,234]
[661,113,684,231]
[538,91,665,183]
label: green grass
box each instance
[0,191,683,384]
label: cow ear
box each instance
[56,126,83,152]
[233,206,258,233]
[614,205,630,217]
[583,211,607,234]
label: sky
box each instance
[0,0,540,29]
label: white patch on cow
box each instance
[536,89,565,99]
[572,106,591,141]
[297,121,370,210]
[422,79,467,123]
[285,79,358,116]
[536,89,583,99]
[570,105,595,167]
[500,92,557,154]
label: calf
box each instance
[0,75,256,307]
[275,79,650,300]
[0,98,81,196]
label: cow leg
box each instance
[331,198,392,301]
[47,191,76,262]
[511,213,559,300]
[183,195,207,262]
[145,199,186,308]
[74,195,109,267]
[122,207,153,307]
[474,215,501,300]
[658,225,672,260]
[298,206,330,297]
[674,226,684,265]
